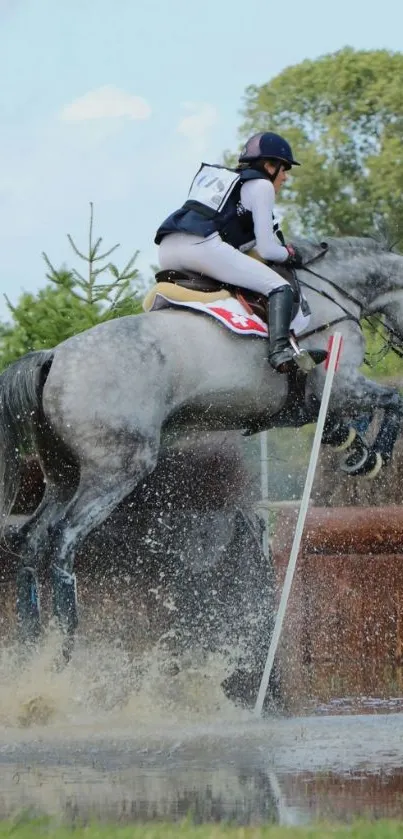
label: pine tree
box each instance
[42,202,143,317]
[0,204,145,369]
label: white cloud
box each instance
[177,102,218,153]
[60,85,151,122]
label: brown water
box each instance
[1,636,403,826]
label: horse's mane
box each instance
[295,234,400,260]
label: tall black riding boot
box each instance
[267,286,328,373]
[267,285,297,372]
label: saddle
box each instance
[154,262,302,324]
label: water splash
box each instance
[0,631,247,732]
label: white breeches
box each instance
[158,232,288,296]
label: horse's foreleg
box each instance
[370,393,402,466]
[312,370,403,476]
[305,402,371,475]
[341,384,403,475]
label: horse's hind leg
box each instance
[15,482,72,644]
[47,452,158,662]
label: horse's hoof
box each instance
[361,450,383,479]
[342,448,383,478]
[340,437,369,474]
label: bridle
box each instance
[297,244,362,340]
[298,244,403,363]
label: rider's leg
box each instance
[158,233,326,372]
[159,232,287,294]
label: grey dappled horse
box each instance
[1,236,403,660]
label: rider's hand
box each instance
[285,244,304,268]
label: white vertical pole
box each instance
[254,333,343,717]
[260,431,269,560]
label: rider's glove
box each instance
[285,244,304,268]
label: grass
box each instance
[2,820,403,838]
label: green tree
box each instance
[234,47,403,244]
[0,204,144,369]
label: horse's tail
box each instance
[0,349,54,535]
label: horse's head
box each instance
[295,236,403,341]
[367,244,403,348]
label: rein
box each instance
[363,313,403,366]
[298,245,361,340]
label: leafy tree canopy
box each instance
[234,47,403,244]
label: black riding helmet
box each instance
[238,132,300,180]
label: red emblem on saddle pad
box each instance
[208,306,267,335]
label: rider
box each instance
[155,131,326,373]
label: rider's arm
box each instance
[240,180,289,262]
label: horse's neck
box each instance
[299,242,403,321]
[302,250,396,317]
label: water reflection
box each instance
[0,764,280,825]
[280,769,403,823]
[1,761,403,825]
[1,706,403,826]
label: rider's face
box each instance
[264,162,289,193]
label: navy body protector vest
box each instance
[154,163,284,250]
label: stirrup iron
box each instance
[289,336,316,372]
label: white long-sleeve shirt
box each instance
[240,179,289,262]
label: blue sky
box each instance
[0,0,402,319]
